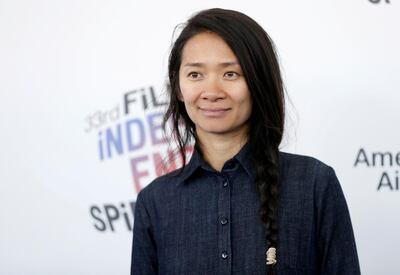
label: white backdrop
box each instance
[0,0,399,274]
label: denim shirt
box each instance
[131,144,361,275]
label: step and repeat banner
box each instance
[0,0,398,274]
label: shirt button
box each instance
[221,251,228,259]
[223,180,228,187]
[220,218,228,225]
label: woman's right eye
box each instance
[187,72,202,79]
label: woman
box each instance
[131,8,361,275]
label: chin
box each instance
[199,126,236,135]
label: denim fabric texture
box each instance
[131,144,361,275]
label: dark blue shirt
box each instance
[131,144,361,274]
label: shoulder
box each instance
[279,151,331,170]
[279,151,335,179]
[136,168,183,204]
[278,151,339,196]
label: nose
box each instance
[200,78,226,102]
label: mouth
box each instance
[198,107,231,117]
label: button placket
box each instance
[217,174,232,272]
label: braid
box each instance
[251,135,280,275]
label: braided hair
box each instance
[163,8,285,275]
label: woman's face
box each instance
[178,32,252,141]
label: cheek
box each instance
[233,85,251,106]
[245,100,253,118]
[239,97,252,117]
[178,78,187,100]
[179,81,197,104]
[235,87,252,117]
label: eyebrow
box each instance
[182,61,240,68]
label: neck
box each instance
[197,130,248,172]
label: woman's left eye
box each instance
[224,71,239,79]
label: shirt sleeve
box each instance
[316,166,361,275]
[131,189,158,275]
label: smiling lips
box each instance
[199,107,231,117]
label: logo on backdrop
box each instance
[85,86,191,232]
[354,148,399,191]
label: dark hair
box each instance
[163,8,285,274]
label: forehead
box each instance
[181,32,238,64]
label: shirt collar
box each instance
[176,142,256,185]
[234,142,256,181]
